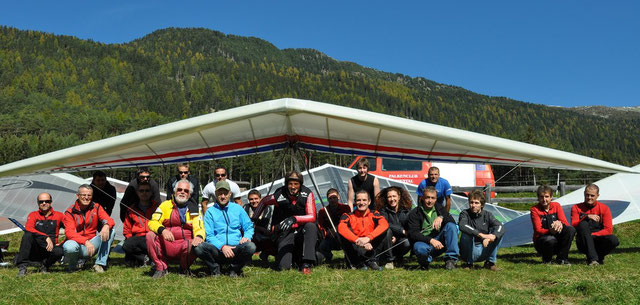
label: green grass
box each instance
[2,221,640,305]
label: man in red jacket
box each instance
[571,184,619,265]
[337,190,390,270]
[122,181,158,267]
[16,193,65,276]
[62,184,115,273]
[530,185,575,265]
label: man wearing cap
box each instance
[253,170,317,274]
[16,193,65,276]
[146,179,204,278]
[201,165,243,212]
[194,180,256,277]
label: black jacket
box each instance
[91,182,117,216]
[406,203,455,244]
[379,206,410,238]
[458,208,505,241]
[165,175,201,203]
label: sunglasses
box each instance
[179,171,189,174]
[215,174,226,177]
[139,175,151,179]
[38,200,52,204]
[176,188,190,194]
[138,189,151,193]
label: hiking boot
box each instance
[358,264,369,271]
[152,269,168,279]
[483,261,498,271]
[142,255,150,267]
[418,262,430,270]
[367,261,383,271]
[17,265,27,277]
[179,268,194,277]
[77,258,86,270]
[461,263,473,270]
[39,265,49,274]
[92,265,105,273]
[301,263,312,275]
[229,269,243,278]
[588,260,600,266]
[445,260,456,270]
[556,259,571,266]
[384,262,395,270]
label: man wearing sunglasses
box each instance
[165,163,201,203]
[120,168,161,222]
[16,193,65,276]
[146,179,204,278]
[201,166,242,212]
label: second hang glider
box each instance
[0,98,637,177]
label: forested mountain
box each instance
[1,26,638,185]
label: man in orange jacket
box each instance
[62,184,116,273]
[337,190,390,270]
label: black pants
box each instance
[534,225,576,261]
[389,231,411,262]
[275,222,317,270]
[194,241,257,274]
[340,229,391,268]
[122,235,149,264]
[15,232,63,267]
[575,220,619,262]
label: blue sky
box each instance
[2,1,638,107]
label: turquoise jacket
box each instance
[204,202,254,250]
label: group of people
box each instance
[14,159,620,278]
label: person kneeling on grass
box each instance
[63,184,116,273]
[530,185,575,265]
[407,186,459,270]
[122,181,159,267]
[16,192,65,276]
[195,181,256,277]
[337,190,390,271]
[458,189,505,271]
[146,179,204,278]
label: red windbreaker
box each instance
[337,209,389,243]
[530,201,569,242]
[63,201,115,244]
[571,201,613,236]
[25,209,65,244]
[123,202,158,239]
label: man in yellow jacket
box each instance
[146,179,204,278]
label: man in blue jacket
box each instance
[194,180,256,277]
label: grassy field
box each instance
[1,221,640,305]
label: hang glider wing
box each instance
[0,98,637,177]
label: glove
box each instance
[278,216,296,232]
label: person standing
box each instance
[347,158,380,211]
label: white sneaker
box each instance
[384,262,394,270]
[93,265,105,273]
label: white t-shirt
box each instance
[202,179,241,204]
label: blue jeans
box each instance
[413,222,459,266]
[63,229,116,269]
[458,232,502,264]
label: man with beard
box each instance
[146,179,204,278]
[253,171,317,274]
